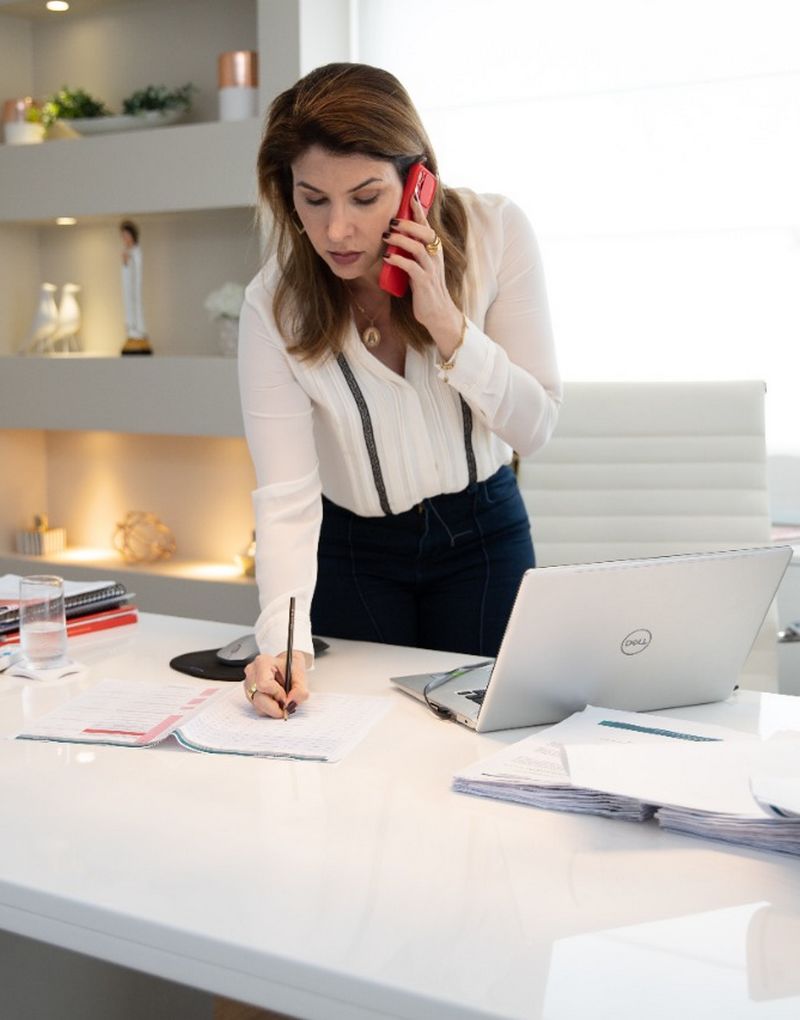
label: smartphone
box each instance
[379,161,438,298]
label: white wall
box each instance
[357,0,800,513]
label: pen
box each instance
[283,596,295,721]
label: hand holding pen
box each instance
[243,598,309,719]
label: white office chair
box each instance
[518,380,778,689]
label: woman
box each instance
[239,63,561,718]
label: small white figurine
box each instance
[51,283,82,352]
[21,282,59,354]
[120,219,152,355]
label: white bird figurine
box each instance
[52,282,82,351]
[21,282,58,354]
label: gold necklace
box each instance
[348,289,382,349]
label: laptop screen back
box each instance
[476,546,791,732]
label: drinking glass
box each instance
[19,575,68,669]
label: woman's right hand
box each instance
[242,651,309,718]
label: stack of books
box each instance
[0,575,138,644]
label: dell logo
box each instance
[621,629,652,655]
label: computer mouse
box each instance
[215,633,331,666]
[216,633,259,666]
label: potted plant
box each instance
[121,83,196,125]
[31,83,196,137]
[36,86,112,132]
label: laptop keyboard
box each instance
[458,689,486,705]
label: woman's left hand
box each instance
[382,194,463,357]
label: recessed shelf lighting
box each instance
[57,547,116,563]
[45,547,249,582]
[181,562,246,581]
[46,1,70,11]
[56,216,77,226]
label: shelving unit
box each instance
[0,0,351,624]
[0,356,242,435]
[0,118,261,221]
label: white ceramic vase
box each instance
[217,316,239,357]
[3,121,45,145]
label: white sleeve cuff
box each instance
[436,318,501,409]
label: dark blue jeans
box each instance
[311,465,534,656]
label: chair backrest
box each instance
[518,380,770,567]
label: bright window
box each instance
[356,1,800,454]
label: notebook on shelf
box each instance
[0,575,131,635]
[1,603,139,646]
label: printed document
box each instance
[15,679,390,763]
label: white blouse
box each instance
[238,190,562,658]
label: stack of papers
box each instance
[453,713,653,822]
[454,706,800,856]
[656,805,800,855]
[653,738,800,855]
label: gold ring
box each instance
[247,683,258,703]
[425,233,441,255]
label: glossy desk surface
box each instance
[1,614,799,1020]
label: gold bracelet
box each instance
[437,315,467,373]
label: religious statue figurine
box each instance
[119,219,153,355]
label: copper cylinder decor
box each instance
[217,50,258,121]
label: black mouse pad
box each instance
[169,648,246,682]
[169,637,330,682]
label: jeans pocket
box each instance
[480,464,517,508]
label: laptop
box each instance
[390,545,792,732]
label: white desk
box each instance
[1,614,800,1020]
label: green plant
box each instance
[121,83,195,116]
[39,86,111,128]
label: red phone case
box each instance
[379,162,438,298]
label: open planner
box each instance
[16,679,390,763]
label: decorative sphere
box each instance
[113,511,176,564]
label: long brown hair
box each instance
[257,63,468,362]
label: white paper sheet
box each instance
[566,741,763,817]
[175,688,391,762]
[749,733,800,818]
[458,705,751,788]
[565,712,800,819]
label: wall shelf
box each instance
[0,0,347,624]
[0,356,243,436]
[0,551,259,626]
[0,119,261,221]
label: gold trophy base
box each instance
[121,337,153,356]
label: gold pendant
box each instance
[362,325,381,349]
